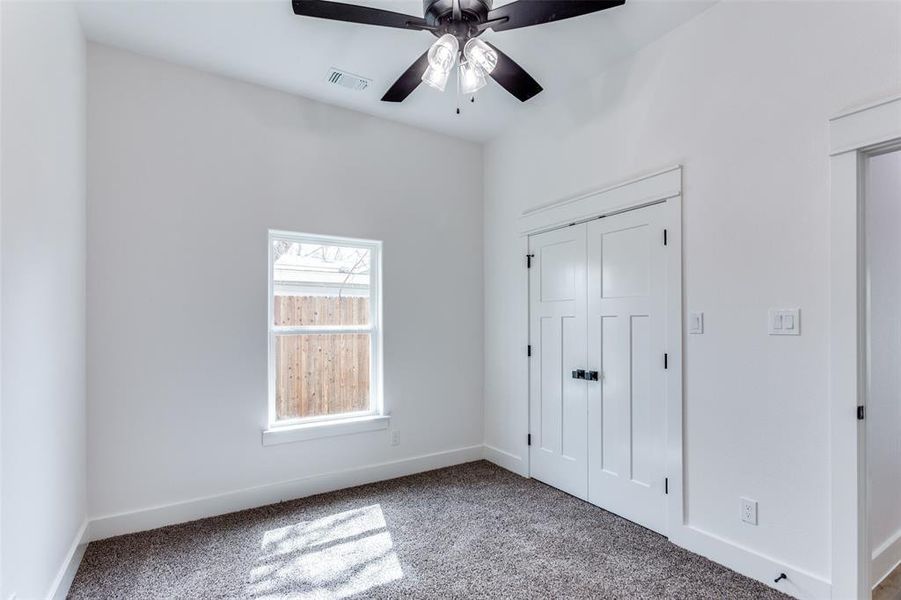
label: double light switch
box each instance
[769,308,800,335]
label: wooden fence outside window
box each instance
[273,295,370,420]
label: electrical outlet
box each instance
[741,497,758,525]
[391,430,400,447]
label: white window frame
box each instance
[264,230,385,444]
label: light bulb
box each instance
[459,61,487,95]
[427,34,459,73]
[463,38,497,76]
[422,64,451,92]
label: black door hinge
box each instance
[526,253,535,268]
[664,353,668,369]
[665,477,669,494]
[527,433,532,446]
[663,229,668,246]
[857,405,865,420]
[527,345,532,357]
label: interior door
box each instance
[587,203,668,534]
[528,223,588,500]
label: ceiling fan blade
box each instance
[381,51,430,102]
[292,0,430,31]
[485,0,624,32]
[485,42,543,102]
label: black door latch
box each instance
[571,370,599,381]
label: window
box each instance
[267,231,382,436]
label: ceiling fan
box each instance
[292,0,625,103]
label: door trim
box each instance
[519,165,682,236]
[828,93,901,600]
[520,165,683,538]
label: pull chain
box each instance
[456,53,462,115]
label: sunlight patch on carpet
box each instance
[247,504,403,599]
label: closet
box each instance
[528,201,668,534]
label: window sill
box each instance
[262,415,390,446]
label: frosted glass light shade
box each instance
[427,34,459,73]
[459,61,487,95]
[422,65,451,91]
[463,38,498,75]
[422,33,459,92]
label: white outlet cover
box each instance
[740,497,758,525]
[768,308,800,335]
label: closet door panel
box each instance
[587,203,668,534]
[528,224,588,499]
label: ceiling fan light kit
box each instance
[422,34,495,98]
[292,0,626,104]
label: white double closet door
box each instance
[528,202,668,535]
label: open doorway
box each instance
[865,147,901,600]
[829,95,901,600]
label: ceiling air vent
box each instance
[326,68,371,92]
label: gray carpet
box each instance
[69,461,788,599]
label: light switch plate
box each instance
[768,308,800,335]
[688,312,704,334]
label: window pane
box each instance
[273,295,370,328]
[273,240,370,326]
[274,333,370,421]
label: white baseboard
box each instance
[482,454,830,599]
[46,519,89,600]
[78,445,835,600]
[873,528,901,588]
[670,525,831,600]
[88,445,484,542]
[483,444,527,476]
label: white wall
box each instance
[1,2,87,598]
[866,149,901,582]
[86,44,483,523]
[483,0,901,592]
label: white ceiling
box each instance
[76,0,715,142]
